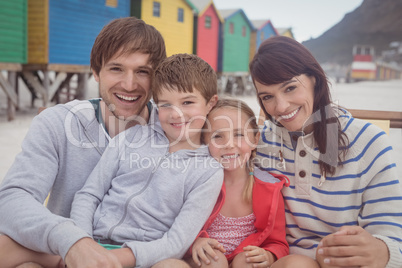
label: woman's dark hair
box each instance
[249,36,348,176]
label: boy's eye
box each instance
[158,103,171,108]
[183,101,194,105]
[211,134,222,139]
[235,133,244,137]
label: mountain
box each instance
[302,0,402,66]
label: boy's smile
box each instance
[156,87,216,152]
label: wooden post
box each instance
[7,71,17,121]
[76,73,89,100]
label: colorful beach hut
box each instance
[19,0,130,109]
[218,9,254,73]
[0,0,27,120]
[250,19,278,61]
[276,27,295,39]
[132,0,196,56]
[0,0,27,64]
[190,0,223,71]
[28,0,130,66]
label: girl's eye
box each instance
[137,69,150,75]
[235,133,244,137]
[211,134,222,139]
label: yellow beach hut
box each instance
[132,0,196,56]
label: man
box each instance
[0,17,167,267]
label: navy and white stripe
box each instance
[256,109,402,267]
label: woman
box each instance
[249,36,402,267]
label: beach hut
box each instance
[0,0,27,64]
[0,0,27,120]
[276,27,295,39]
[189,0,223,71]
[28,0,129,66]
[249,19,278,61]
[132,0,196,56]
[20,0,130,107]
[218,9,254,73]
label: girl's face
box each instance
[255,74,315,132]
[205,107,260,172]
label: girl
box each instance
[187,99,292,268]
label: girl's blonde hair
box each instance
[208,98,259,203]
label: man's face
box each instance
[93,51,152,121]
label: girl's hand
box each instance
[316,226,389,268]
[192,238,226,266]
[243,245,276,267]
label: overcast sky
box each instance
[213,0,364,43]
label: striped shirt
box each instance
[255,108,402,267]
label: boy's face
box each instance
[156,87,217,151]
[93,51,153,121]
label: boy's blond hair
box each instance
[152,54,217,103]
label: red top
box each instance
[192,170,290,261]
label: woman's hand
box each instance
[316,226,389,267]
[243,246,276,267]
[191,238,226,266]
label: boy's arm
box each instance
[0,112,89,257]
[124,169,224,268]
[70,143,120,236]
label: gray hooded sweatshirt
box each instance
[0,100,125,258]
[70,109,223,267]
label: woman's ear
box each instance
[207,95,218,113]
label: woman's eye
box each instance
[286,86,296,92]
[261,95,272,101]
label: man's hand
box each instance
[316,226,389,268]
[65,238,122,268]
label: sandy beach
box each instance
[1,77,401,182]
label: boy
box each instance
[0,17,166,267]
[70,54,224,267]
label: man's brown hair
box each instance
[152,53,217,103]
[90,17,166,75]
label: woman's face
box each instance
[255,74,315,132]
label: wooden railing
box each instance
[258,109,402,131]
[348,109,402,129]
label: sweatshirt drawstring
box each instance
[318,171,326,187]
